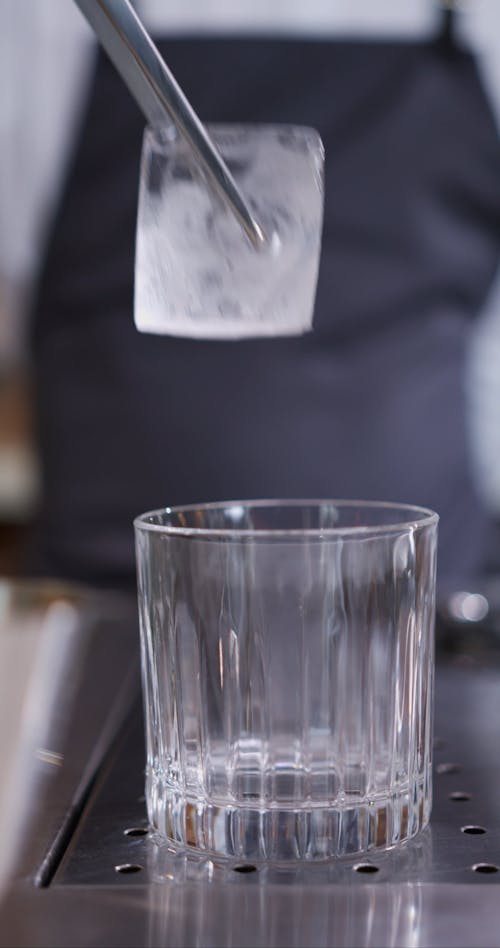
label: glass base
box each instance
[147,771,430,861]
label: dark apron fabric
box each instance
[30,28,500,589]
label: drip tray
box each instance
[54,663,500,889]
[1,587,500,947]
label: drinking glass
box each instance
[134,125,324,338]
[135,500,438,860]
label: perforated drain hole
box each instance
[461,825,487,835]
[353,864,379,874]
[437,762,462,775]
[233,864,257,874]
[449,791,471,801]
[115,863,143,874]
[124,827,148,837]
[472,863,498,874]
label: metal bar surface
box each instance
[1,616,500,946]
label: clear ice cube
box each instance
[134,124,324,339]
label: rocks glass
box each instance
[135,500,438,860]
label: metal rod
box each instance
[73,0,266,248]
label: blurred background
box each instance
[0,1,94,574]
[0,0,499,580]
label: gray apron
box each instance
[30,12,500,588]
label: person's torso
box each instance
[31,26,500,588]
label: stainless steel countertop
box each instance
[1,584,500,947]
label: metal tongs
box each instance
[74,0,266,249]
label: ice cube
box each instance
[134,125,324,339]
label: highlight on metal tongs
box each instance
[74,0,266,249]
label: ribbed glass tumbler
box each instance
[135,500,438,861]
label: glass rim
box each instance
[134,498,439,539]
